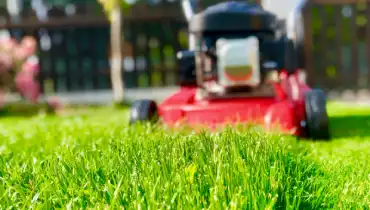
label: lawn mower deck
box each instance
[130,71,330,140]
[159,87,301,135]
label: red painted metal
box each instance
[158,70,311,137]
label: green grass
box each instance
[0,103,369,209]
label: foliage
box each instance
[0,36,40,105]
[0,103,369,208]
[0,36,62,112]
[97,0,132,19]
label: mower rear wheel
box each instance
[304,89,330,140]
[129,99,158,125]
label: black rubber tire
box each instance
[129,99,158,125]
[304,89,330,140]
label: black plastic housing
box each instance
[177,51,196,85]
[189,1,277,33]
[177,1,297,85]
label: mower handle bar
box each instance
[181,0,196,22]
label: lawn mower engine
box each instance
[196,36,262,95]
[216,37,261,88]
[129,1,330,140]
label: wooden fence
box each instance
[1,0,369,95]
[0,2,187,93]
[302,0,370,95]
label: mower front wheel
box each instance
[304,89,330,140]
[129,99,158,125]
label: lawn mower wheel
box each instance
[304,89,330,140]
[129,99,158,125]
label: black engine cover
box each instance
[189,1,277,33]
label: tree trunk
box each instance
[110,4,124,103]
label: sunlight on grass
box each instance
[0,102,368,209]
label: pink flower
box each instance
[15,71,40,103]
[0,35,41,105]
[13,46,29,61]
[22,58,40,76]
[0,38,17,52]
[19,36,37,58]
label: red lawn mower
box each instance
[129,1,330,140]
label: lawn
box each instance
[0,102,369,209]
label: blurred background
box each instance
[0,0,368,104]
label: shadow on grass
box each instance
[0,103,51,118]
[0,103,105,118]
[0,102,129,119]
[329,115,370,138]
